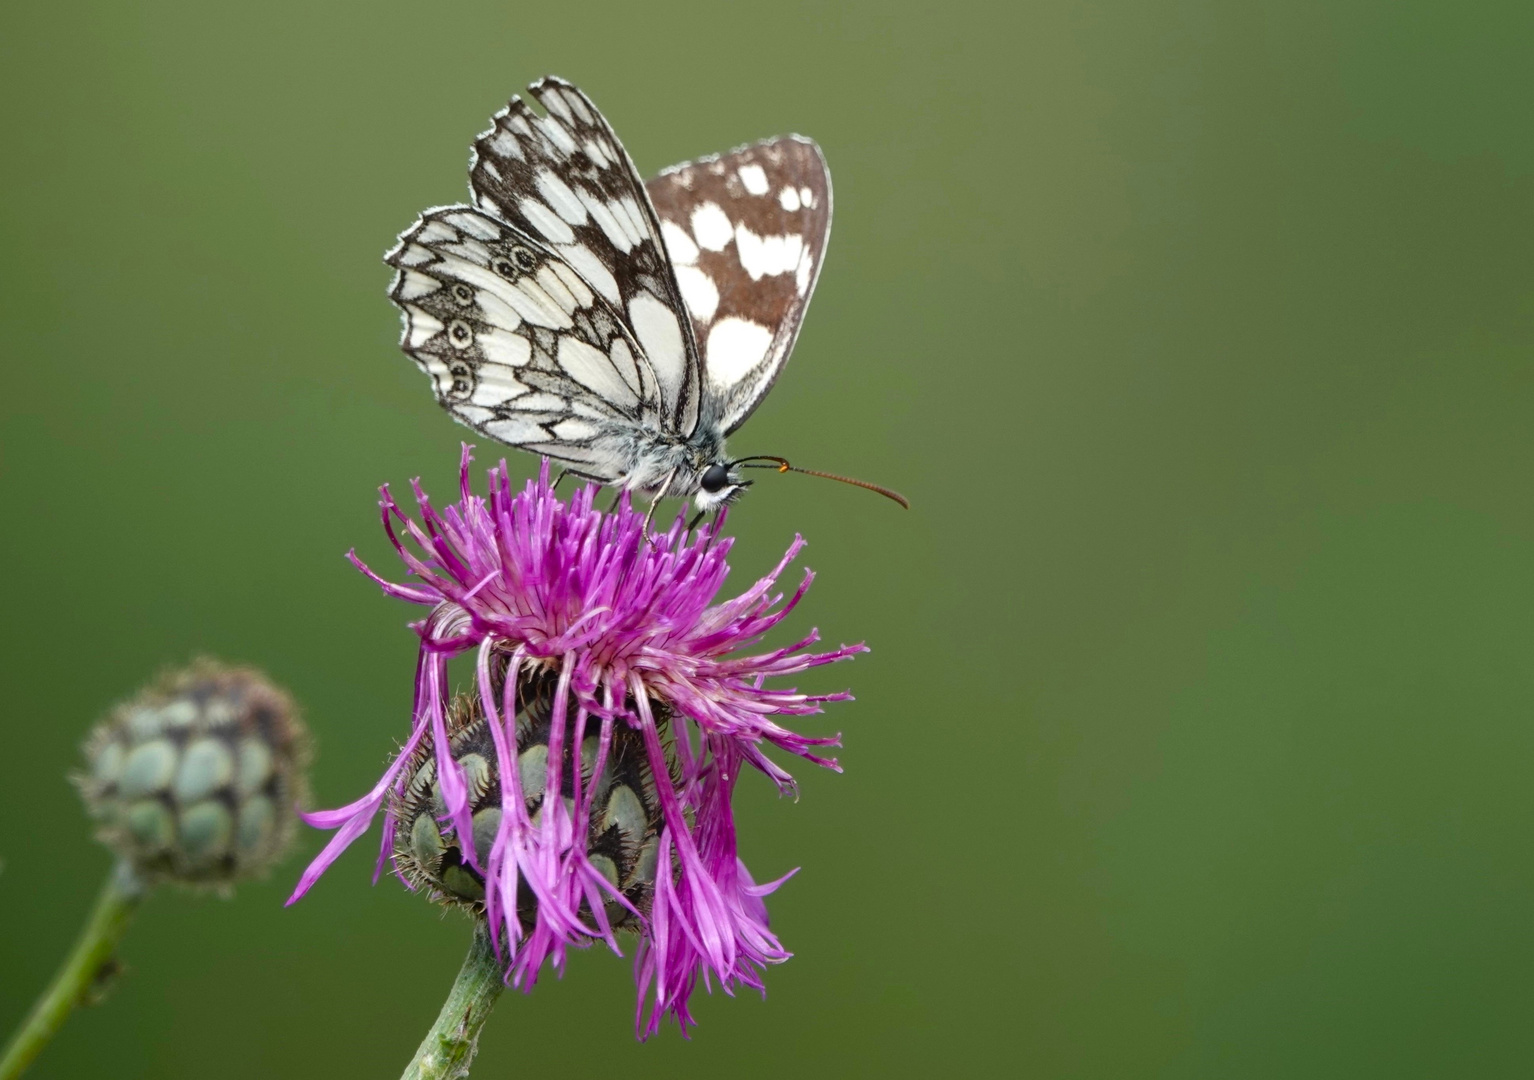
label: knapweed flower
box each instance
[288,447,862,1036]
[78,659,310,888]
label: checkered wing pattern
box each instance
[646,136,832,435]
[385,205,658,480]
[468,77,703,435]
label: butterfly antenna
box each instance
[734,456,910,509]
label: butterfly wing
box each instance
[386,205,658,480]
[646,136,832,436]
[467,76,704,436]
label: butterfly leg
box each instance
[552,468,573,492]
[642,469,678,533]
[606,487,624,514]
[689,507,725,550]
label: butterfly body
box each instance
[564,407,732,507]
[387,77,832,512]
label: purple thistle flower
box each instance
[287,446,862,1036]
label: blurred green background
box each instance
[3,1,1532,1076]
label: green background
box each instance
[3,2,1532,1076]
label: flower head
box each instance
[289,447,862,1036]
[79,659,310,888]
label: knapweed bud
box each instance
[390,670,664,929]
[78,660,309,887]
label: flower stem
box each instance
[401,921,506,1080]
[0,861,145,1080]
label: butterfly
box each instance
[386,75,904,516]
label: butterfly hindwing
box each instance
[468,76,703,436]
[645,136,832,435]
[386,205,658,479]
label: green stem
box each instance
[0,861,145,1080]
[401,921,506,1080]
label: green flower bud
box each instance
[77,659,310,888]
[389,676,665,929]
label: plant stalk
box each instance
[401,921,506,1080]
[0,860,145,1080]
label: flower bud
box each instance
[78,660,309,887]
[390,671,664,929]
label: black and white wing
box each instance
[467,76,704,435]
[645,136,832,435]
[385,205,659,480]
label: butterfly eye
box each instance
[700,463,730,493]
[447,320,474,348]
[450,283,474,305]
[446,363,473,399]
[511,246,538,272]
[491,257,518,278]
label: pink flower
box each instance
[288,446,861,1036]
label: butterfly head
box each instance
[691,460,751,513]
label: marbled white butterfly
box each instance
[386,76,905,515]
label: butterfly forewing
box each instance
[467,77,703,435]
[386,205,657,479]
[646,136,832,435]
